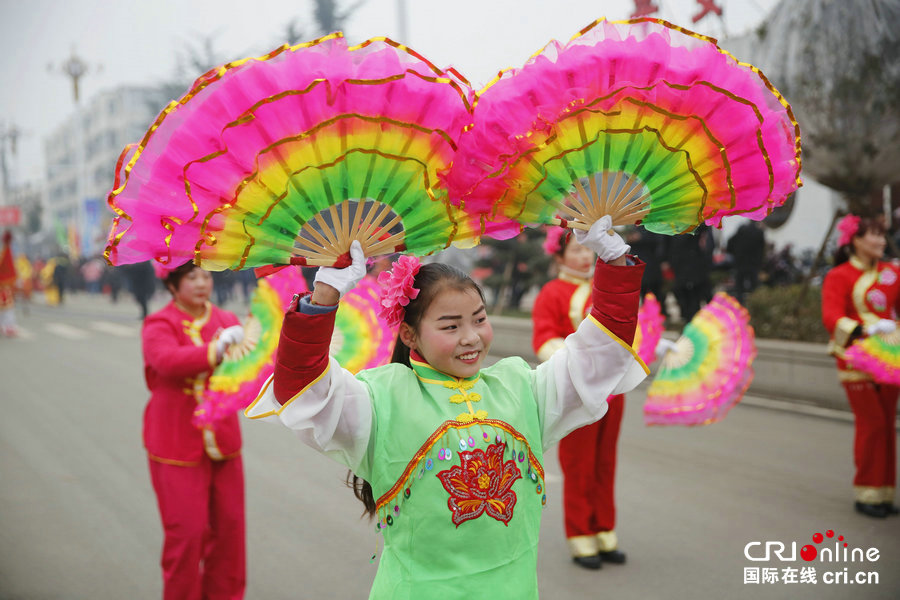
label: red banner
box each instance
[0,206,20,227]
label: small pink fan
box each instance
[644,293,756,426]
[634,292,665,365]
[193,271,395,427]
[844,330,900,385]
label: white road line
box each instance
[89,321,138,337]
[45,322,91,340]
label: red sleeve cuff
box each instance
[589,255,645,345]
[273,293,337,404]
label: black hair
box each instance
[833,216,886,266]
[163,262,202,294]
[389,263,486,366]
[348,262,486,518]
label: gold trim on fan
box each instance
[549,171,650,233]
[291,199,407,262]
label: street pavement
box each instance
[1,292,899,599]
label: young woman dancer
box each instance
[532,226,627,569]
[246,218,648,598]
[822,214,899,519]
[142,262,246,599]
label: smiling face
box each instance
[852,229,886,264]
[399,287,493,379]
[168,267,213,315]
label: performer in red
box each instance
[142,262,247,599]
[532,226,630,569]
[0,231,18,337]
[822,214,899,519]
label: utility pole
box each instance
[397,0,409,43]
[48,46,100,258]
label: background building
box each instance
[43,85,163,258]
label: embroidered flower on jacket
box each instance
[879,268,897,286]
[437,442,522,526]
[377,255,421,328]
[867,288,888,312]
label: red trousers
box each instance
[843,382,898,497]
[558,394,624,538]
[149,455,246,600]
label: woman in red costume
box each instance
[142,262,247,599]
[531,226,629,569]
[0,231,18,337]
[822,214,899,519]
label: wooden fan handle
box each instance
[549,217,616,236]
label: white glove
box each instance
[865,319,897,336]
[216,325,244,354]
[573,216,630,263]
[655,338,679,360]
[313,240,367,299]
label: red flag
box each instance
[630,0,659,18]
[692,0,723,23]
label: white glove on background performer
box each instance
[573,215,631,263]
[314,240,367,299]
[655,338,679,360]
[216,325,244,355]
[865,318,897,336]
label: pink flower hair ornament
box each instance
[377,255,422,328]
[542,226,569,256]
[836,214,861,247]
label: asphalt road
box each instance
[1,293,898,599]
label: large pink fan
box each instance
[105,34,480,272]
[644,292,756,426]
[446,18,802,239]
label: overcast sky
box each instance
[0,0,778,182]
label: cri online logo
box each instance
[744,529,880,563]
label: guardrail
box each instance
[487,315,848,412]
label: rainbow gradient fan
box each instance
[193,270,394,427]
[105,34,479,272]
[446,18,802,239]
[634,292,665,365]
[644,292,756,426]
[845,330,900,385]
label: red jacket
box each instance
[822,256,900,380]
[142,301,241,464]
[532,259,642,362]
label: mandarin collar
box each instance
[849,255,878,272]
[409,352,481,386]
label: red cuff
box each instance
[273,294,336,404]
[589,255,645,345]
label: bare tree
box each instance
[751,0,900,215]
[313,0,367,35]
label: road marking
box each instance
[45,323,91,340]
[89,321,138,337]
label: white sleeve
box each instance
[244,356,374,473]
[535,315,648,449]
